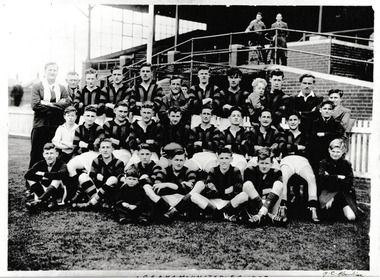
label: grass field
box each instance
[8,137,372,275]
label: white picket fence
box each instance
[8,107,372,178]
[8,106,34,138]
[346,120,371,178]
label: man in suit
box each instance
[29,62,70,169]
[66,71,80,103]
[328,89,351,132]
[270,13,289,65]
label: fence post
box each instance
[190,38,194,86]
[346,120,371,178]
[328,36,332,74]
[274,29,278,65]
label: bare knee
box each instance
[242,181,255,193]
[232,192,249,206]
[78,173,91,184]
[242,181,259,199]
[105,176,118,186]
[185,159,199,172]
[272,180,284,195]
[191,181,205,193]
[27,180,37,186]
[50,180,62,188]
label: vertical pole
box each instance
[174,5,179,51]
[73,25,76,71]
[87,4,93,61]
[147,5,154,64]
[318,6,323,33]
[328,36,332,74]
[274,29,278,65]
[190,38,194,86]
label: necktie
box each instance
[50,86,56,102]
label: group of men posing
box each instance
[245,12,289,66]
[24,61,359,227]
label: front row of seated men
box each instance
[25,100,359,227]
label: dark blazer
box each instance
[159,92,191,124]
[31,82,70,128]
[310,116,345,169]
[270,21,289,38]
[318,157,358,216]
[332,105,351,131]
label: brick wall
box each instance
[330,43,373,81]
[287,39,373,82]
[287,42,331,73]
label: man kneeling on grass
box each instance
[242,148,287,227]
[25,143,68,211]
[71,138,124,210]
[189,146,248,222]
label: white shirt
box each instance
[297,90,316,102]
[52,123,79,154]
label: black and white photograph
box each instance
[2,0,379,277]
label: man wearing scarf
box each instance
[29,62,70,169]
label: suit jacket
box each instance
[31,82,70,128]
[332,105,351,131]
[270,21,289,38]
[159,92,191,124]
[310,117,345,167]
[66,86,80,103]
[318,157,358,216]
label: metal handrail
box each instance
[284,28,373,42]
[89,58,120,63]
[182,45,374,66]
[191,27,373,44]
[328,27,374,35]
[151,38,194,60]
[91,26,374,84]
